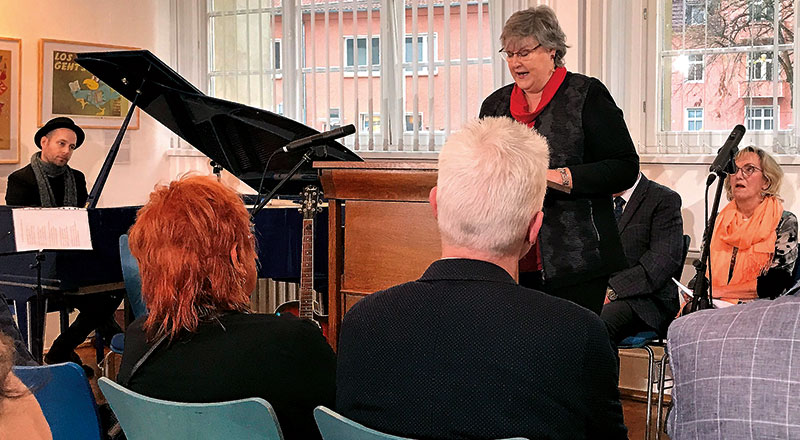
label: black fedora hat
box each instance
[34,117,85,149]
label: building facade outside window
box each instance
[657,0,794,154]
[206,0,493,153]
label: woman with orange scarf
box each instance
[707,146,797,303]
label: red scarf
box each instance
[512,67,566,273]
[509,66,567,128]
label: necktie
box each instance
[614,196,626,223]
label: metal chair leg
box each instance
[656,351,671,440]
[643,345,655,440]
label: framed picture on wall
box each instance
[39,39,140,130]
[0,37,21,164]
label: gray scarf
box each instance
[30,152,78,207]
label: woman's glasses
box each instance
[498,44,542,61]
[733,163,762,178]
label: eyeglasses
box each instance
[498,44,541,61]
[733,163,762,178]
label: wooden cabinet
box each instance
[315,161,440,349]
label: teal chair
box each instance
[100,234,148,377]
[313,406,528,440]
[13,362,103,440]
[98,377,284,440]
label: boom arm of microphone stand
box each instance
[250,150,314,219]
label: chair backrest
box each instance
[313,406,528,440]
[119,234,147,319]
[13,362,103,440]
[674,234,692,282]
[98,377,284,440]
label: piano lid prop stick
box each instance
[85,72,148,209]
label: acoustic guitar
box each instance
[275,185,328,336]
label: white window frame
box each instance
[344,35,381,75]
[359,112,381,133]
[745,105,776,131]
[750,0,774,22]
[687,53,704,82]
[405,112,423,132]
[403,33,437,75]
[685,3,706,25]
[747,50,774,82]
[686,108,703,131]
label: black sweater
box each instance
[118,312,337,440]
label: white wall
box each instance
[0,0,177,207]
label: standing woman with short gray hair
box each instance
[480,5,639,314]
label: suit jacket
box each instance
[608,174,683,332]
[667,296,800,439]
[336,258,628,440]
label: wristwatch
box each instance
[557,167,571,187]
[606,286,618,301]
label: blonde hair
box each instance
[724,146,783,200]
[436,117,549,257]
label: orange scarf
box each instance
[710,196,782,289]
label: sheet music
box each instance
[12,208,93,251]
[672,277,734,309]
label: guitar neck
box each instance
[299,217,314,320]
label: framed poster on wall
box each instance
[39,39,139,130]
[0,37,21,164]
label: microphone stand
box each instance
[250,146,327,219]
[30,250,45,363]
[690,149,738,312]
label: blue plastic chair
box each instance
[13,362,103,440]
[119,234,147,319]
[101,234,147,376]
[98,377,284,440]
[313,406,528,440]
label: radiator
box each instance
[250,278,326,315]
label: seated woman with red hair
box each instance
[116,175,335,440]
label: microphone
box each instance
[282,124,356,153]
[707,125,746,184]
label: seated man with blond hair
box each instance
[335,117,627,440]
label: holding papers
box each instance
[673,277,735,309]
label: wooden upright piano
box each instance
[316,161,441,349]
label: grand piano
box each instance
[0,50,360,361]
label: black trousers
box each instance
[600,299,656,346]
[519,271,608,315]
[46,291,123,363]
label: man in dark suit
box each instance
[336,117,627,440]
[601,172,684,345]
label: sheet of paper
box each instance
[672,277,734,309]
[12,208,92,251]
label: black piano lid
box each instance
[75,50,362,193]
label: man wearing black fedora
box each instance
[5,117,121,374]
[6,117,88,207]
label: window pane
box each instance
[371,37,380,65]
[209,0,493,153]
[664,0,793,52]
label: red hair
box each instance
[129,175,257,341]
